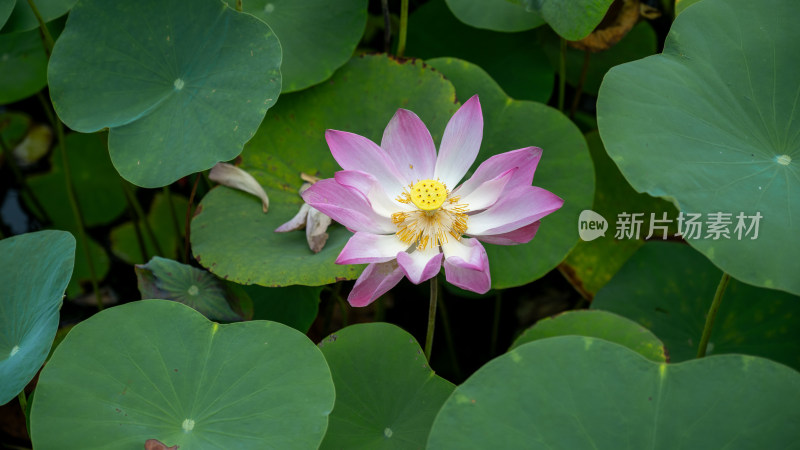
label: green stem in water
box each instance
[183,173,201,262]
[424,275,439,360]
[697,272,731,358]
[163,186,184,260]
[26,0,55,55]
[557,38,566,111]
[121,181,163,257]
[54,105,103,310]
[397,0,409,57]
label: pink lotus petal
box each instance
[396,248,444,284]
[454,147,542,198]
[348,261,405,307]
[334,170,411,218]
[441,238,486,271]
[302,179,395,234]
[381,109,437,182]
[326,130,408,194]
[457,168,515,212]
[337,232,409,265]
[434,95,483,189]
[443,239,491,294]
[467,186,563,235]
[473,221,541,245]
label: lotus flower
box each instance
[303,96,563,306]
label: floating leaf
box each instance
[562,131,677,297]
[247,285,321,333]
[427,336,800,449]
[318,323,454,449]
[110,192,189,265]
[444,0,543,32]
[30,300,335,449]
[525,0,615,40]
[540,22,658,96]
[593,241,800,369]
[510,309,667,362]
[237,0,368,93]
[0,1,13,30]
[191,54,458,286]
[47,0,282,187]
[427,57,593,288]
[0,0,75,33]
[0,28,46,104]
[407,0,553,103]
[27,132,126,227]
[597,0,800,295]
[0,230,75,405]
[135,257,242,321]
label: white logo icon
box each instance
[578,210,608,241]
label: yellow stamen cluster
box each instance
[392,180,468,250]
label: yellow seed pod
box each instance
[409,179,447,211]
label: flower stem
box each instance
[424,275,439,360]
[54,104,103,310]
[183,173,201,262]
[569,49,591,119]
[163,186,185,260]
[121,181,163,257]
[397,0,409,57]
[380,0,391,53]
[26,0,55,55]
[557,37,566,111]
[697,272,731,358]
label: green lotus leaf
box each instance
[30,300,335,449]
[593,241,800,370]
[427,336,800,449]
[597,0,800,295]
[0,28,46,104]
[510,309,667,362]
[0,0,75,34]
[318,323,455,449]
[247,285,321,333]
[47,0,282,187]
[427,57,593,288]
[0,0,13,30]
[407,0,553,103]
[236,0,367,93]
[525,0,615,40]
[540,22,658,96]
[110,192,189,265]
[135,257,242,321]
[191,54,458,286]
[0,230,74,405]
[27,132,126,227]
[444,0,543,32]
[562,131,677,297]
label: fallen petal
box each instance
[306,207,332,253]
[209,162,269,213]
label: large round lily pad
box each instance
[318,323,455,449]
[0,0,75,33]
[191,54,458,286]
[524,0,615,40]
[407,0,553,103]
[427,336,800,449]
[47,0,282,188]
[0,230,75,405]
[444,0,543,32]
[237,0,367,93]
[0,28,47,104]
[510,309,667,362]
[30,300,335,449]
[597,0,800,295]
[593,241,800,370]
[427,57,593,288]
